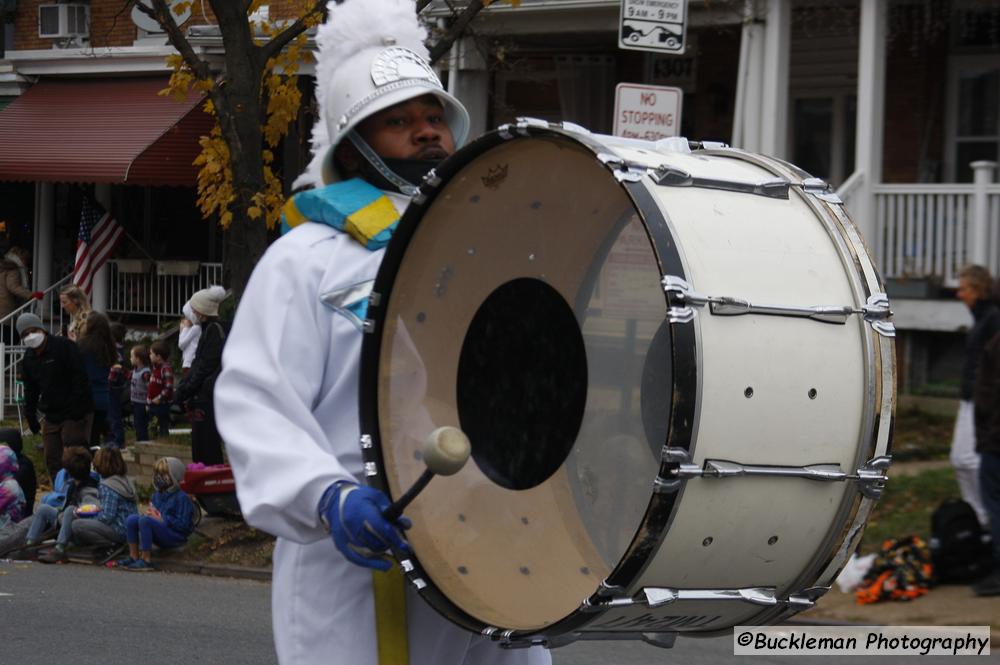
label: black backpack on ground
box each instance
[929,499,993,583]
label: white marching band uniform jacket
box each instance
[215,194,552,665]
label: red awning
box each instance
[0,78,214,187]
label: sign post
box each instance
[618,0,687,54]
[612,83,682,140]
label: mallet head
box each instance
[423,426,471,476]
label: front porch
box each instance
[0,259,222,419]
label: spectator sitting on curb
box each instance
[22,445,97,560]
[42,447,138,561]
[0,445,26,542]
[117,456,195,572]
[0,428,35,517]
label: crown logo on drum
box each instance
[481,164,509,190]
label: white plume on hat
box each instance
[294,0,431,190]
[189,285,227,318]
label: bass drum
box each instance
[358,121,895,648]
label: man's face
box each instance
[355,95,455,162]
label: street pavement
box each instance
[0,561,988,664]
[0,560,275,665]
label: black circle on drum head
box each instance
[457,277,587,490]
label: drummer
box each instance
[214,1,551,664]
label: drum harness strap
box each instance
[373,566,409,665]
[280,178,400,249]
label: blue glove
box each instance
[321,482,412,571]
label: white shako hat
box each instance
[304,0,470,187]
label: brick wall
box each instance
[122,441,192,490]
[12,0,223,51]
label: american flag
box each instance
[73,198,124,295]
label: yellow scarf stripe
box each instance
[281,197,309,231]
[373,566,408,665]
[345,196,400,248]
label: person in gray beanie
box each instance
[16,312,94,479]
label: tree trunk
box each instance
[209,0,271,302]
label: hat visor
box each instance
[322,84,470,185]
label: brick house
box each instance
[0,0,313,324]
[1,0,999,395]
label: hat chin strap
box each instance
[347,132,420,196]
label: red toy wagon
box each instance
[180,463,242,517]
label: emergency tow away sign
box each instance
[618,0,687,54]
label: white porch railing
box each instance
[871,163,1000,288]
[873,184,1000,288]
[107,260,224,325]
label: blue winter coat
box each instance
[152,489,195,537]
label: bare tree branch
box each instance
[258,0,327,63]
[427,0,486,64]
[135,0,212,80]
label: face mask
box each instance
[22,332,45,349]
[348,131,445,196]
[153,475,171,491]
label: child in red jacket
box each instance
[148,341,174,439]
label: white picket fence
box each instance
[107,260,224,325]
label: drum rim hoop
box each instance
[357,123,701,641]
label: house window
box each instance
[789,92,856,187]
[951,64,999,182]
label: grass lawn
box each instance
[860,466,960,553]
[890,404,955,461]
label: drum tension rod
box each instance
[580,585,826,615]
[649,165,791,199]
[662,277,895,336]
[656,448,892,500]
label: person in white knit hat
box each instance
[178,301,202,376]
[214,1,550,664]
[175,285,227,465]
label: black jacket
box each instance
[961,299,1000,400]
[22,334,94,425]
[974,331,1000,456]
[175,319,227,405]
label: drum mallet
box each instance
[382,426,471,522]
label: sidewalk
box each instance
[800,585,1000,645]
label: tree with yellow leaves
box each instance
[130,0,503,300]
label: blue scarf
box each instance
[280,179,400,250]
